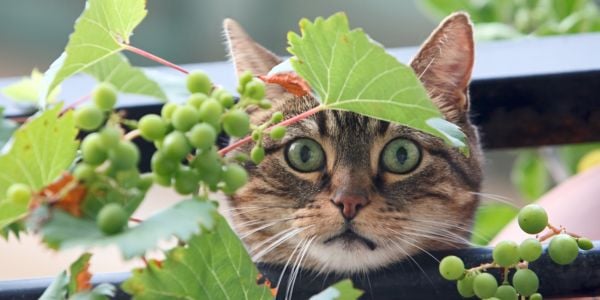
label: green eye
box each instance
[380,138,421,174]
[285,138,325,172]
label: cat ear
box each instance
[410,12,474,122]
[223,18,287,100]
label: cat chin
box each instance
[306,242,403,274]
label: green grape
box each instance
[199,99,223,126]
[495,284,517,300]
[518,204,548,234]
[73,163,95,182]
[269,125,286,140]
[81,133,108,165]
[456,274,475,298]
[530,293,543,300]
[193,147,222,186]
[186,123,217,150]
[97,203,128,235]
[173,167,200,195]
[213,89,235,108]
[258,100,272,109]
[222,110,250,137]
[512,268,539,297]
[187,93,208,109]
[109,140,140,170]
[473,273,498,299]
[438,255,465,280]
[237,71,253,94]
[172,105,201,132]
[99,126,121,148]
[186,70,212,94]
[137,173,154,191]
[271,112,284,123]
[577,238,594,250]
[151,151,178,176]
[251,130,261,141]
[222,163,248,192]
[92,82,117,111]
[138,114,167,141]
[161,102,178,121]
[74,105,104,131]
[548,234,579,265]
[251,146,265,164]
[493,240,520,267]
[519,238,542,262]
[154,173,172,187]
[115,168,140,189]
[7,183,31,205]
[162,131,191,160]
[245,78,265,100]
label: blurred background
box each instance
[1,0,599,280]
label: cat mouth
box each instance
[323,229,377,251]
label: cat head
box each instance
[223,13,483,274]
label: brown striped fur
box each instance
[222,13,483,274]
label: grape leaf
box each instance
[287,13,468,152]
[42,0,147,100]
[40,271,69,300]
[511,151,550,202]
[68,252,93,294]
[85,53,167,101]
[122,214,272,300]
[0,105,78,230]
[471,203,518,246]
[39,199,216,259]
[1,69,61,106]
[0,106,17,149]
[310,279,363,300]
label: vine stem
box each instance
[124,129,141,141]
[218,105,324,156]
[467,262,500,273]
[538,223,581,242]
[61,94,91,115]
[123,44,190,75]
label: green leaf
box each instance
[310,279,363,300]
[511,151,550,202]
[0,105,78,230]
[68,253,93,295]
[122,214,271,300]
[85,53,167,101]
[39,199,216,259]
[1,69,61,106]
[471,203,519,246]
[42,0,147,100]
[558,142,600,174]
[0,106,17,149]
[70,284,115,300]
[288,13,467,152]
[40,271,69,300]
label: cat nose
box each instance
[331,193,369,220]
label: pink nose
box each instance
[332,193,369,220]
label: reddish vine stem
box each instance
[61,94,91,115]
[218,105,324,156]
[123,44,190,75]
[538,223,581,242]
[129,217,143,223]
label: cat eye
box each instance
[285,138,325,172]
[380,138,421,174]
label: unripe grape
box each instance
[495,284,517,300]
[187,93,208,109]
[7,183,31,205]
[74,105,104,131]
[456,274,475,298]
[173,167,200,195]
[258,100,272,109]
[186,71,212,94]
[222,163,248,192]
[139,114,167,141]
[92,82,117,111]
[271,112,284,123]
[162,131,191,161]
[518,204,548,234]
[473,273,498,299]
[251,146,265,164]
[151,151,178,176]
[153,173,172,187]
[213,89,235,108]
[438,255,465,280]
[548,234,579,265]
[530,293,543,300]
[493,240,520,267]
[251,131,261,141]
[186,123,216,150]
[577,238,594,250]
[245,78,265,100]
[161,102,178,121]
[109,140,140,170]
[115,168,140,189]
[81,133,108,165]
[99,126,121,148]
[519,238,542,262]
[193,148,222,186]
[73,163,95,182]
[199,99,223,125]
[172,105,200,132]
[512,268,539,296]
[237,71,254,94]
[137,173,154,191]
[97,203,128,235]
[269,125,286,140]
[222,110,250,137]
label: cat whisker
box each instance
[401,225,479,247]
[388,238,437,291]
[401,227,479,248]
[239,217,296,239]
[388,229,439,263]
[252,225,314,262]
[468,191,520,209]
[286,236,316,300]
[276,237,306,300]
[407,216,489,242]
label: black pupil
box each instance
[300,145,312,163]
[395,146,407,164]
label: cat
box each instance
[221,12,483,275]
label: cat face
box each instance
[223,13,483,273]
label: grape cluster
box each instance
[439,204,594,299]
[74,83,117,131]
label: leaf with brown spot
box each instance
[68,253,93,294]
[259,72,312,97]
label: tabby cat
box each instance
[222,13,483,275]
